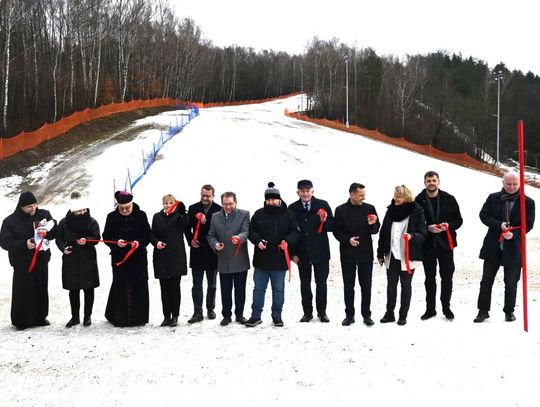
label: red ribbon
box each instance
[317,208,327,234]
[403,234,413,275]
[166,200,181,216]
[28,239,44,273]
[498,226,520,242]
[437,224,455,251]
[85,239,138,266]
[278,240,292,281]
[192,212,204,243]
[230,236,241,257]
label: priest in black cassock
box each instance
[103,190,151,327]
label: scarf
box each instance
[387,201,417,222]
[65,210,92,237]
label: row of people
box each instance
[0,171,534,329]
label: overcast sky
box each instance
[172,0,539,75]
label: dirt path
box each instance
[0,107,175,203]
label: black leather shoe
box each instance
[160,318,171,327]
[443,308,455,320]
[505,312,516,322]
[474,311,490,323]
[363,317,375,326]
[66,317,80,328]
[207,310,216,320]
[39,319,51,327]
[342,316,355,326]
[380,314,395,323]
[220,317,232,326]
[300,314,313,322]
[188,313,204,324]
[318,314,330,323]
[397,318,407,326]
[83,316,92,326]
[169,317,178,327]
[272,315,284,327]
[245,317,262,327]
[235,316,248,324]
[420,310,437,320]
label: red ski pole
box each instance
[518,120,529,332]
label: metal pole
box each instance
[345,57,349,128]
[300,65,304,112]
[494,70,503,165]
[496,75,501,164]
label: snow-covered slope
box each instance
[1,95,539,406]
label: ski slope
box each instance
[0,95,539,406]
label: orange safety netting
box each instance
[284,110,540,188]
[0,98,177,160]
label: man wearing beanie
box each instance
[0,191,57,329]
[289,179,334,323]
[246,182,300,327]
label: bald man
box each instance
[474,172,535,323]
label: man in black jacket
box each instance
[0,191,57,329]
[334,183,380,326]
[474,171,535,323]
[185,184,222,323]
[246,182,300,327]
[289,180,334,323]
[415,171,463,320]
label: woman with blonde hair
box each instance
[151,194,189,327]
[377,185,427,326]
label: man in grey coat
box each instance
[207,192,250,326]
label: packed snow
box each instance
[1,95,539,406]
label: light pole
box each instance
[344,55,349,128]
[493,70,504,165]
[300,64,304,112]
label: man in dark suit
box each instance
[289,180,334,323]
[334,183,380,326]
[415,171,463,321]
[474,171,535,323]
[185,184,222,323]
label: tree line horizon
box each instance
[1,0,539,167]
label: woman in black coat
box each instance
[103,191,151,327]
[377,185,427,326]
[56,192,101,328]
[151,194,189,327]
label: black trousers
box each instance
[191,268,217,313]
[341,261,372,318]
[422,247,455,311]
[299,261,329,316]
[385,255,414,318]
[159,276,181,319]
[69,288,95,318]
[219,271,247,318]
[477,260,521,313]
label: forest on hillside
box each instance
[1,0,539,166]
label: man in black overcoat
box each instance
[289,179,334,323]
[474,171,535,323]
[334,183,380,326]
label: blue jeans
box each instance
[251,269,286,318]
